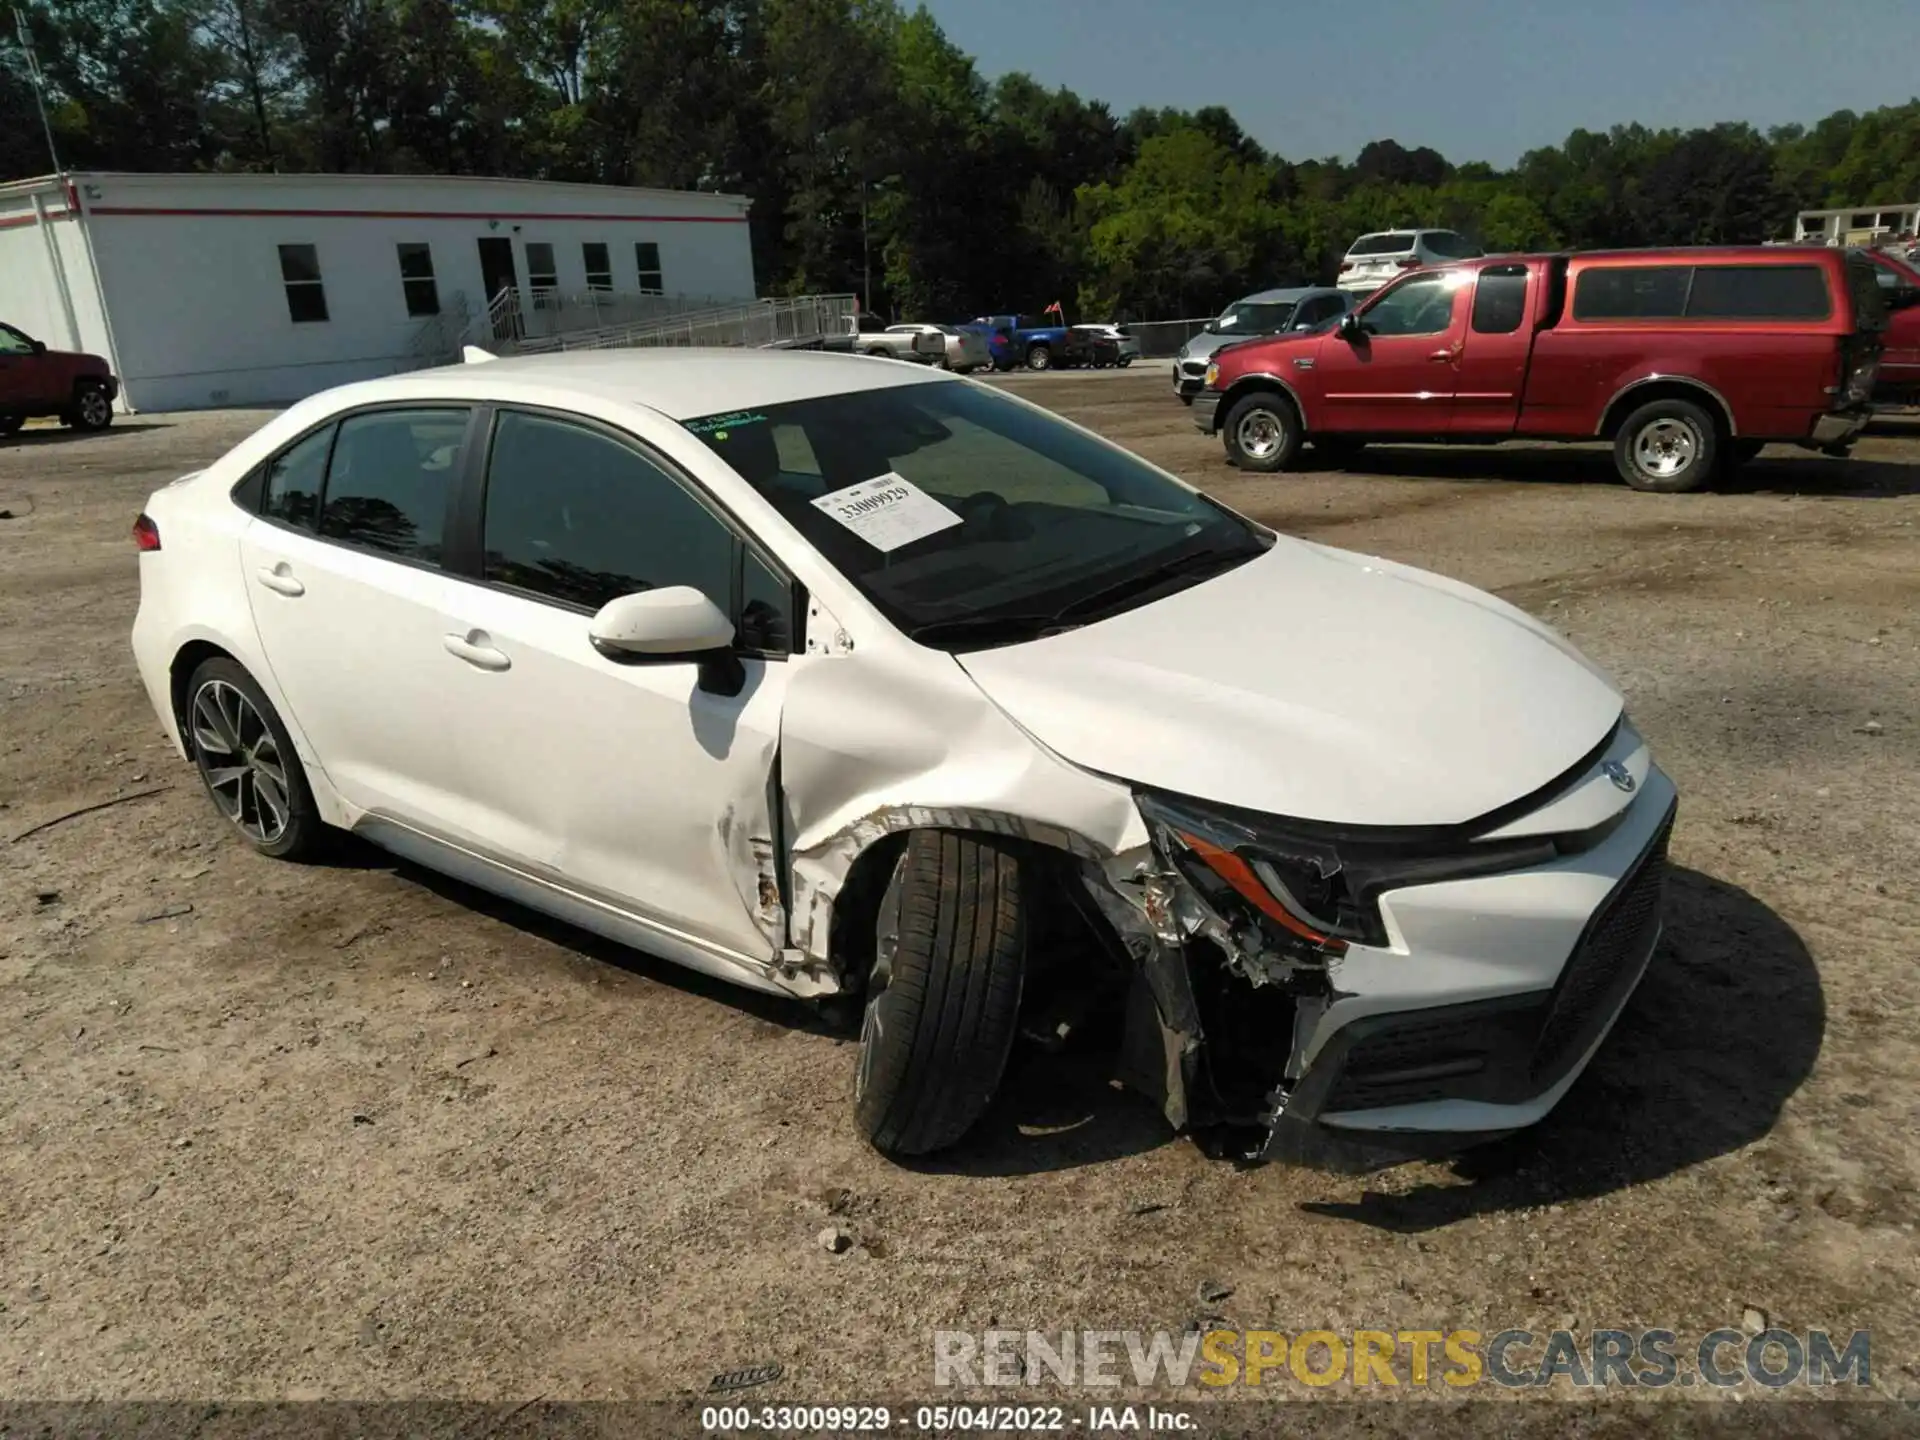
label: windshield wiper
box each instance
[1052,540,1260,625]
[906,613,1085,649]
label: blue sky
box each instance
[917,0,1917,168]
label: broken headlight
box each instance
[1135,793,1384,957]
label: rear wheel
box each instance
[1614,398,1718,493]
[854,831,1027,1157]
[1025,343,1052,371]
[1222,391,1303,473]
[183,657,325,860]
[66,381,113,432]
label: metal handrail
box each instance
[507,294,860,354]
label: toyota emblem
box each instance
[1602,760,1636,793]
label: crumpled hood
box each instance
[956,538,1623,828]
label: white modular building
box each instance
[0,171,756,412]
[1792,203,1920,246]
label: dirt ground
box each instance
[2,369,1917,1413]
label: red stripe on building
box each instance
[86,205,747,224]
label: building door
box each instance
[477,237,520,341]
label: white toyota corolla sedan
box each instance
[131,348,1676,1167]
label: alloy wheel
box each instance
[1236,409,1286,461]
[77,388,111,428]
[190,679,291,844]
[1632,418,1698,479]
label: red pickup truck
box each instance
[1194,246,1889,492]
[0,322,119,436]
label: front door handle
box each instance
[254,563,305,597]
[1428,345,1461,363]
[443,630,511,672]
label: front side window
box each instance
[396,243,439,317]
[481,411,738,619]
[318,409,468,562]
[525,242,558,309]
[1471,265,1530,334]
[263,425,333,529]
[635,241,664,294]
[683,383,1266,647]
[278,244,328,324]
[0,324,34,356]
[1357,273,1462,337]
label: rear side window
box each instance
[1349,232,1417,256]
[262,425,333,529]
[318,409,468,562]
[1423,230,1480,259]
[1471,266,1530,334]
[1686,265,1829,319]
[481,410,738,618]
[1572,266,1692,320]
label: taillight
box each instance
[1338,261,1354,272]
[132,513,161,551]
[1396,256,1421,268]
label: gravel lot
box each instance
[1,369,1916,1411]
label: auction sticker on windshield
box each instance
[812,473,962,552]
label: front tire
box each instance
[1614,398,1717,493]
[66,381,114,432]
[1025,344,1052,371]
[854,831,1027,1157]
[183,657,325,860]
[1222,391,1303,473]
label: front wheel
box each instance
[1614,398,1718,493]
[854,831,1027,1157]
[184,657,326,860]
[1025,344,1052,371]
[66,381,113,432]
[1222,391,1303,473]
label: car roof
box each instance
[384,347,950,421]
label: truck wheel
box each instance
[1222,391,1302,473]
[66,381,114,432]
[1615,399,1717,493]
[1025,344,1052,371]
[854,831,1027,1158]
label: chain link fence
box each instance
[1123,318,1213,360]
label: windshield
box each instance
[1211,301,1297,335]
[684,382,1267,648]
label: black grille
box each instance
[1529,814,1672,1083]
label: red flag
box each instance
[1045,301,1062,316]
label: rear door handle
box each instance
[443,630,511,672]
[254,564,305,597]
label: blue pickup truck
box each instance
[965,313,1072,371]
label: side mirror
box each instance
[1338,311,1365,339]
[589,586,733,659]
[29,339,47,355]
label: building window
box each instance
[278,244,329,324]
[635,241,664,294]
[396,243,440,317]
[583,242,612,292]
[525,242,558,309]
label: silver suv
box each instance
[1172,287,1354,402]
[1337,229,1482,293]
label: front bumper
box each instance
[1192,392,1221,433]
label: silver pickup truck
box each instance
[839,314,945,363]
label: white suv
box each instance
[131,349,1674,1167]
[1338,229,1483,293]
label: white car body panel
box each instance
[130,347,1678,1164]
